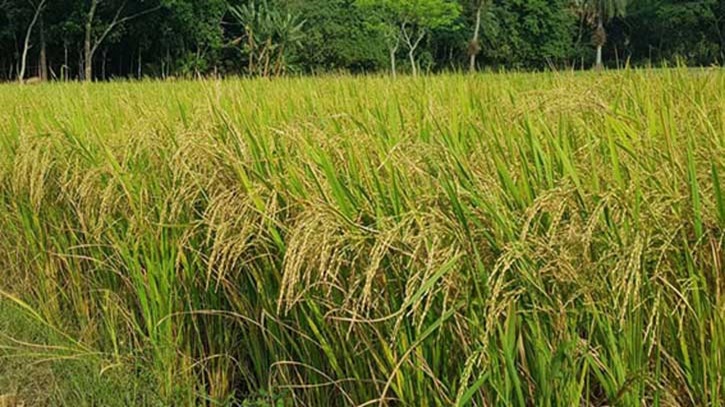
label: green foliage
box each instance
[357,0,461,74]
[574,0,629,24]
[478,0,577,68]
[0,0,723,79]
[286,0,388,72]
[229,0,306,76]
[623,0,724,65]
[159,0,228,74]
[355,0,461,44]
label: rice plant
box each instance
[0,68,723,406]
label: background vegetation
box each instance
[0,68,723,405]
[1,0,724,82]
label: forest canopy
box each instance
[1,0,723,81]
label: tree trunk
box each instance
[390,47,396,79]
[273,44,285,76]
[247,29,255,74]
[401,26,424,77]
[84,0,98,81]
[63,42,68,81]
[102,48,107,80]
[594,18,606,70]
[164,46,170,78]
[595,45,603,69]
[39,12,47,81]
[19,0,45,83]
[408,49,417,76]
[469,3,483,72]
[62,45,66,81]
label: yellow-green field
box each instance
[0,70,723,406]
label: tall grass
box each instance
[0,68,723,405]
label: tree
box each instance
[0,0,723,82]
[82,0,160,81]
[467,0,491,72]
[159,0,227,77]
[463,0,576,70]
[573,0,627,69]
[398,0,460,75]
[16,0,46,82]
[355,0,401,77]
[285,0,388,73]
[358,0,460,76]
[623,0,724,66]
[229,1,306,77]
[37,1,46,80]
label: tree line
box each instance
[1,0,723,82]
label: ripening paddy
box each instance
[0,69,723,406]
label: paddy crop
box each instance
[0,69,723,406]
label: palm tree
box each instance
[229,1,305,77]
[573,0,627,69]
[271,11,306,76]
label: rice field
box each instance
[0,69,723,406]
